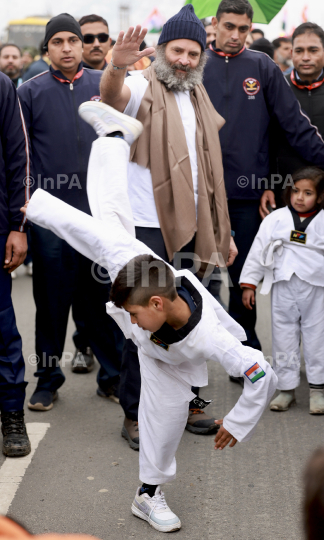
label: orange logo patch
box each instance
[243,78,260,96]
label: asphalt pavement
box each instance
[1,266,322,540]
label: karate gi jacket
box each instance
[240,206,324,294]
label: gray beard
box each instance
[277,52,293,68]
[153,45,207,92]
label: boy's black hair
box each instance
[216,0,254,22]
[283,167,324,209]
[292,23,324,48]
[110,254,177,308]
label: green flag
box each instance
[184,0,288,24]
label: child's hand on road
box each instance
[214,419,237,450]
[242,288,255,310]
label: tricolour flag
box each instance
[301,5,308,23]
[281,9,287,34]
[142,8,165,34]
[244,362,266,383]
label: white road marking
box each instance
[0,422,50,515]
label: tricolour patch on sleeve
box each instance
[244,362,266,383]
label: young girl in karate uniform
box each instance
[240,167,324,414]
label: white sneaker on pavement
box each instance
[78,101,143,145]
[270,390,296,411]
[131,486,181,533]
[309,388,324,414]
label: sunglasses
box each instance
[83,33,109,44]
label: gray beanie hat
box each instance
[158,5,206,51]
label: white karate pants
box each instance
[138,352,194,484]
[271,274,324,390]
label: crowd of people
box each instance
[1,0,324,536]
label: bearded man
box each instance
[100,4,237,449]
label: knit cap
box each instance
[44,13,83,49]
[158,5,206,51]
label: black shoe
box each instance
[121,417,139,451]
[185,409,219,435]
[96,385,119,404]
[71,347,95,373]
[229,375,244,388]
[28,389,58,411]
[1,411,31,457]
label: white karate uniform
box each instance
[240,207,324,389]
[27,137,277,484]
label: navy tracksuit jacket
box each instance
[18,64,102,213]
[18,64,124,392]
[203,44,324,200]
[0,72,31,412]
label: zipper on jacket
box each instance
[308,89,313,120]
[224,56,229,174]
[69,81,84,197]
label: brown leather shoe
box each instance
[185,409,219,435]
[121,417,139,450]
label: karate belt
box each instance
[259,240,283,294]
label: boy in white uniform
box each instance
[22,103,277,533]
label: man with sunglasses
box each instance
[80,15,111,71]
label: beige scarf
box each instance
[130,66,231,270]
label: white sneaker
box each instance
[131,486,181,533]
[270,390,296,411]
[310,388,324,414]
[78,101,143,146]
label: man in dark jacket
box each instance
[0,72,31,456]
[261,22,324,212]
[18,13,123,412]
[203,0,324,355]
